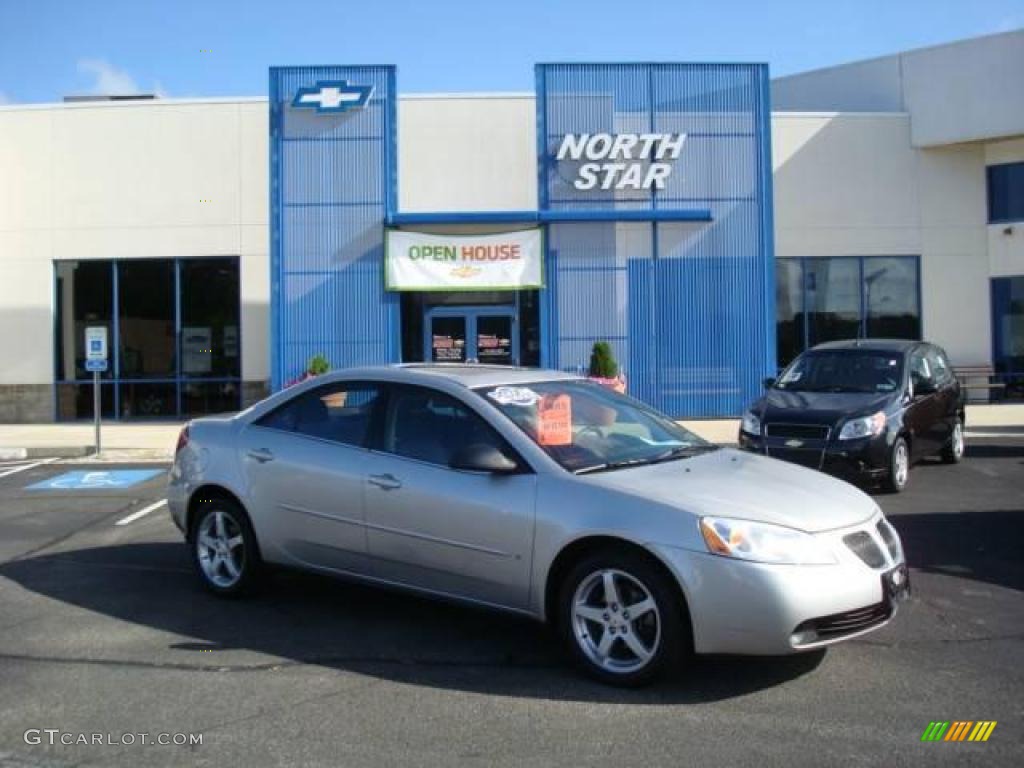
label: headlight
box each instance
[699,516,837,565]
[838,411,886,440]
[740,410,761,435]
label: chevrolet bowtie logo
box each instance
[291,80,374,113]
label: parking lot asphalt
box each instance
[0,439,1021,768]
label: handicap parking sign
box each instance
[27,469,163,491]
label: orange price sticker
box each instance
[537,394,572,446]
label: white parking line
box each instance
[0,458,58,479]
[115,499,167,526]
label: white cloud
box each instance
[77,58,141,94]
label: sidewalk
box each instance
[0,403,1021,461]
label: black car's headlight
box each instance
[740,410,761,435]
[838,411,886,440]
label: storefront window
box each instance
[806,258,861,347]
[54,258,241,419]
[864,257,920,339]
[987,162,1024,223]
[991,276,1024,400]
[776,256,921,368]
[54,261,114,382]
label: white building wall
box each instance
[771,112,991,365]
[985,137,1024,279]
[398,94,537,212]
[0,99,269,419]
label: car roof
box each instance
[809,339,923,354]
[320,363,582,389]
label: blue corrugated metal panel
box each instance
[537,63,774,417]
[269,66,397,390]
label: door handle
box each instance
[247,448,275,463]
[368,473,402,491]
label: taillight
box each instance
[175,425,190,455]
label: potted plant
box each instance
[285,354,330,388]
[587,341,626,393]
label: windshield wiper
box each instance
[574,445,715,475]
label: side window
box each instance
[256,382,382,448]
[384,386,510,467]
[909,352,932,389]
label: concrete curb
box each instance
[0,446,92,460]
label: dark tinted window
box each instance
[987,162,1024,223]
[776,351,904,394]
[384,386,508,467]
[258,383,381,447]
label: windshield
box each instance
[775,351,904,394]
[475,380,714,474]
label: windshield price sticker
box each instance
[488,387,540,407]
[538,394,572,446]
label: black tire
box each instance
[941,418,965,464]
[556,548,689,687]
[882,436,910,494]
[188,496,262,597]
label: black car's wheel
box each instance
[189,497,262,597]
[557,548,688,687]
[941,418,965,464]
[883,436,910,493]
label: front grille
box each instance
[843,531,886,568]
[792,602,892,643]
[764,423,830,440]
[876,519,902,561]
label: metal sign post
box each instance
[84,327,109,455]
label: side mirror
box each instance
[912,376,936,396]
[450,443,519,474]
[762,377,776,390]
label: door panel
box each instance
[364,454,536,607]
[240,426,372,573]
[238,381,384,574]
[363,384,536,608]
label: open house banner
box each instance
[385,229,544,291]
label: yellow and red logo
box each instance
[921,721,997,742]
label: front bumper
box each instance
[738,430,891,483]
[652,513,908,655]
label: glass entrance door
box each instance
[424,306,518,365]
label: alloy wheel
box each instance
[952,422,964,459]
[893,442,909,488]
[571,568,661,675]
[196,509,246,588]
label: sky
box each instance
[0,0,1022,104]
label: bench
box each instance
[953,365,1006,403]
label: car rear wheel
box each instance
[557,549,687,686]
[883,436,910,493]
[189,498,261,597]
[941,419,965,464]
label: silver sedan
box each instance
[168,365,908,686]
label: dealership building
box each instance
[0,30,1022,422]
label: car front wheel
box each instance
[883,436,910,493]
[557,549,687,686]
[941,419,965,464]
[189,498,261,597]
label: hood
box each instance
[583,448,878,533]
[754,389,895,428]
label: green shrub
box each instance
[307,354,330,376]
[588,341,619,378]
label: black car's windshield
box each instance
[475,380,714,474]
[775,350,904,394]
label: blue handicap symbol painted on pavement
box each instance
[27,469,163,491]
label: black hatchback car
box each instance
[738,340,965,492]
